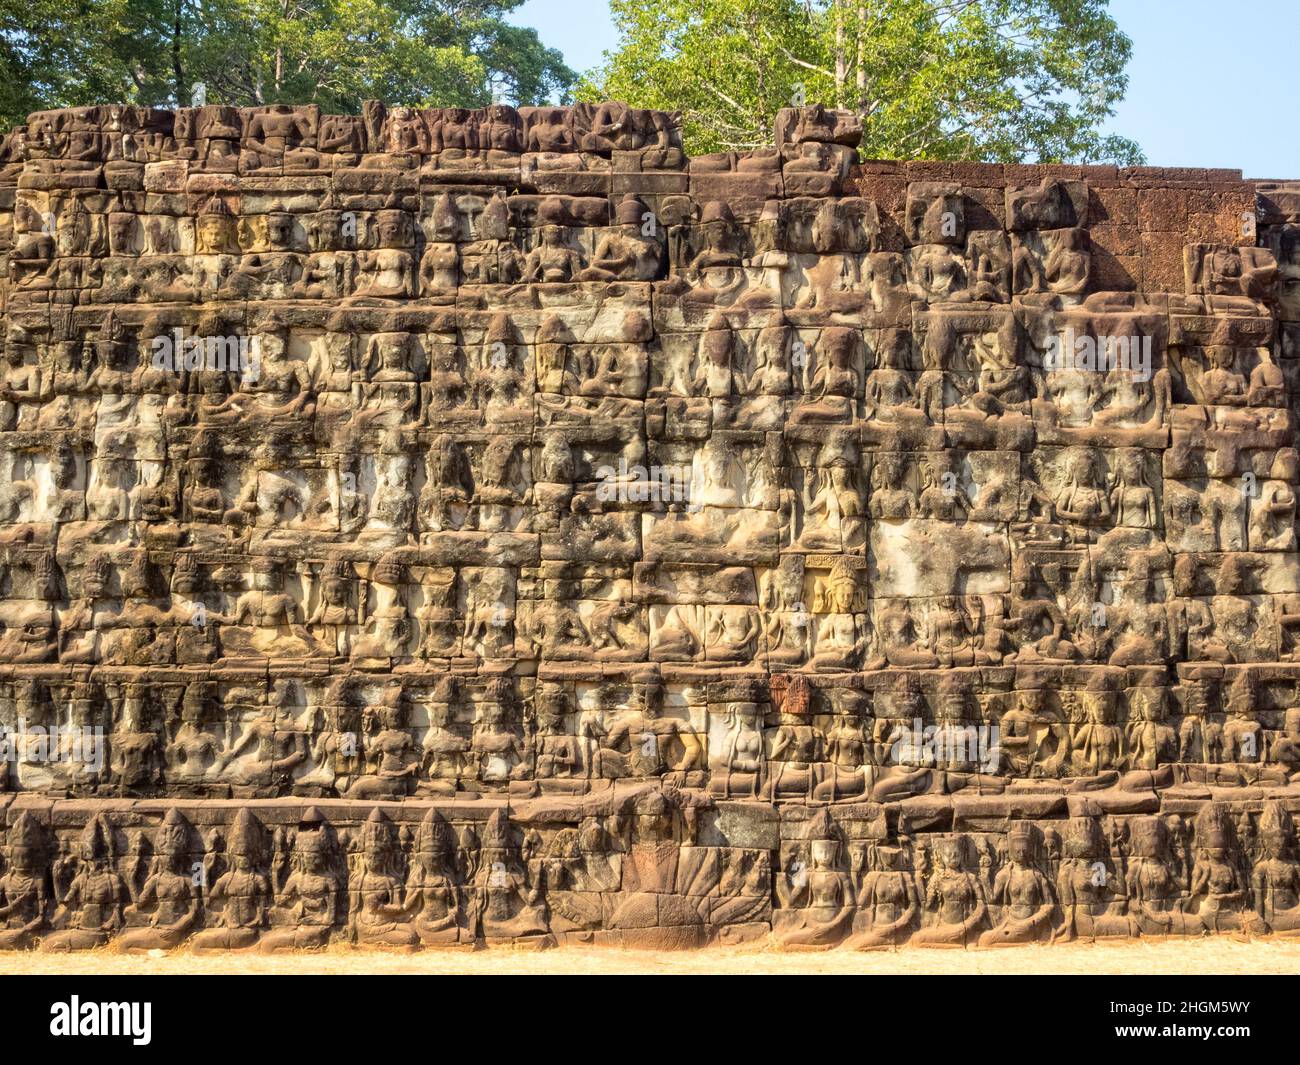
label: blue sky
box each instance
[510,0,1300,177]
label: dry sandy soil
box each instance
[4,938,1300,976]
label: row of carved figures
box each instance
[2,309,1282,406]
[1,556,1297,672]
[1,671,1298,798]
[8,209,1101,302]
[17,100,686,161]
[2,796,1300,952]
[3,440,1291,559]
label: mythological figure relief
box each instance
[0,101,1295,948]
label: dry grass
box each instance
[3,938,1300,976]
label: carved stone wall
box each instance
[0,101,1299,950]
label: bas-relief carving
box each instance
[0,102,1298,948]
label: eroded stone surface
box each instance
[0,102,1297,949]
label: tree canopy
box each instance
[0,0,575,128]
[579,0,1143,164]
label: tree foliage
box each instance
[0,0,574,128]
[579,0,1143,164]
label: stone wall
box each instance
[0,101,1298,950]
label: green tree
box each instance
[0,0,574,129]
[579,0,1143,164]
[1,1,174,125]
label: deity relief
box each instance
[0,100,1292,951]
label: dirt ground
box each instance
[5,938,1300,976]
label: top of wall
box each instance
[0,101,1254,185]
[1,102,1296,298]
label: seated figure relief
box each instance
[0,101,1293,949]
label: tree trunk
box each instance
[834,0,846,108]
[856,1,866,94]
[172,0,186,107]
